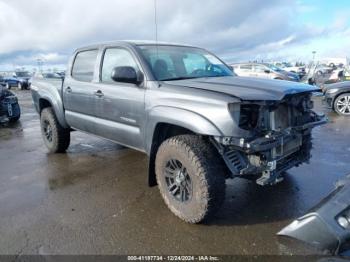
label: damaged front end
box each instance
[212,92,327,185]
[0,88,21,124]
[278,174,350,255]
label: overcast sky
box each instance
[0,0,349,71]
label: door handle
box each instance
[66,86,72,93]
[94,90,104,97]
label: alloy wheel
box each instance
[164,159,192,202]
[43,120,53,142]
[336,95,350,115]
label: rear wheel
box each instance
[17,82,23,90]
[334,93,350,116]
[155,135,226,223]
[40,107,70,153]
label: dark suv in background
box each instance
[0,75,5,86]
[4,71,32,90]
[324,81,350,116]
[0,85,21,123]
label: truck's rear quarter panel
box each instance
[31,77,68,128]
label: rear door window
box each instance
[240,64,253,71]
[71,50,98,82]
[254,65,267,73]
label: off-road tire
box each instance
[40,107,70,153]
[155,135,226,223]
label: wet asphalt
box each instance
[0,90,349,255]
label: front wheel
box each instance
[40,107,70,153]
[155,135,226,223]
[8,103,21,123]
[334,93,350,116]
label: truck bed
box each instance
[31,77,64,115]
[32,77,64,92]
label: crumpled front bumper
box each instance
[214,113,327,184]
[323,92,335,109]
[215,113,327,153]
[278,174,350,255]
[246,118,327,153]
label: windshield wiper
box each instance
[161,76,198,81]
[204,75,230,78]
[161,75,231,81]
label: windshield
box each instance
[138,45,233,81]
[283,62,293,68]
[266,64,283,72]
[16,71,31,77]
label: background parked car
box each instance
[323,67,350,84]
[55,71,66,78]
[276,62,306,79]
[315,64,333,76]
[33,72,64,79]
[304,62,337,86]
[0,75,5,86]
[232,63,300,81]
[4,71,32,90]
[0,85,21,123]
[324,81,350,116]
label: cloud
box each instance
[0,0,348,70]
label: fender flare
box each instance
[144,106,223,154]
[37,90,69,128]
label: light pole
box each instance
[37,59,44,72]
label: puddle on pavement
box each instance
[0,127,23,140]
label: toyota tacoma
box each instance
[31,41,326,223]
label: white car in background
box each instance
[315,64,333,75]
[275,62,306,79]
[232,63,300,82]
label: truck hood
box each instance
[164,76,320,101]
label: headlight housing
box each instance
[326,88,339,94]
[238,104,260,130]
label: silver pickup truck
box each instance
[31,41,326,223]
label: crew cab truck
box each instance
[31,41,326,223]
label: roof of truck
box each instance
[75,40,196,52]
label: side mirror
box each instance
[111,66,144,85]
[264,69,271,74]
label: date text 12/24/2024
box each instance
[127,256,220,261]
